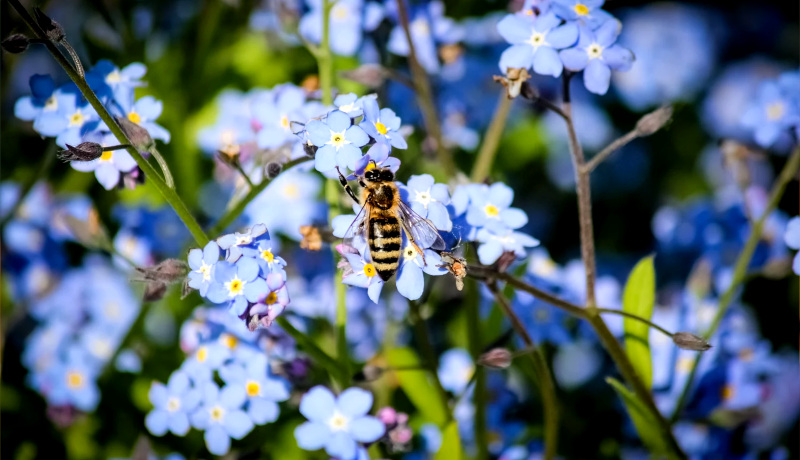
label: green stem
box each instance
[408,300,453,424]
[670,145,800,422]
[209,157,310,235]
[231,160,255,189]
[466,285,489,460]
[471,93,512,183]
[319,0,334,105]
[148,147,175,189]
[486,281,558,460]
[595,308,674,339]
[325,178,351,380]
[8,0,209,247]
[276,317,349,386]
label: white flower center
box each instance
[68,110,85,127]
[586,43,604,59]
[329,130,349,149]
[210,405,226,422]
[766,102,785,121]
[411,18,430,37]
[91,338,112,359]
[167,397,181,412]
[403,245,418,261]
[414,189,432,208]
[196,262,212,281]
[528,31,547,48]
[44,95,58,111]
[105,70,122,84]
[328,411,350,432]
[339,102,357,113]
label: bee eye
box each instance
[381,171,394,181]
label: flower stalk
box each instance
[471,92,513,183]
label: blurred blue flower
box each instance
[299,0,380,56]
[71,132,138,190]
[306,110,369,172]
[387,1,463,74]
[146,370,201,436]
[253,84,307,149]
[294,386,385,459]
[245,273,291,328]
[741,76,800,148]
[190,382,254,455]
[476,227,540,265]
[188,241,222,297]
[34,89,99,147]
[350,143,401,179]
[551,0,611,28]
[13,74,61,128]
[47,348,101,411]
[361,98,407,149]
[465,183,528,234]
[207,258,267,315]
[560,20,634,95]
[182,343,233,383]
[219,353,289,425]
[400,174,451,231]
[513,289,571,344]
[784,217,800,275]
[246,168,326,241]
[497,12,578,77]
[438,348,474,394]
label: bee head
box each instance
[364,167,394,183]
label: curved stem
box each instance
[670,145,800,422]
[595,308,674,339]
[149,147,175,189]
[8,0,209,247]
[471,93,512,183]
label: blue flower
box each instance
[306,110,369,173]
[245,169,326,241]
[387,2,463,74]
[551,0,612,28]
[188,241,222,297]
[71,132,138,190]
[785,216,800,275]
[438,348,474,394]
[341,250,385,303]
[396,243,446,301]
[219,353,289,425]
[47,348,101,411]
[207,258,267,315]
[241,239,287,276]
[32,89,99,147]
[114,91,171,143]
[217,223,269,261]
[361,98,407,149]
[182,343,232,383]
[350,143,401,179]
[85,60,147,99]
[245,273,290,327]
[190,382,254,456]
[14,74,60,127]
[497,12,578,77]
[513,289,571,344]
[146,370,201,436]
[334,93,365,117]
[476,227,540,265]
[465,183,528,234]
[741,77,800,148]
[559,20,635,95]
[294,386,385,460]
[253,84,308,149]
[400,174,452,231]
[299,0,371,56]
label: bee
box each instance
[337,165,446,281]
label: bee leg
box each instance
[336,167,360,205]
[401,220,428,265]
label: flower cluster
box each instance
[497,0,634,95]
[186,224,289,329]
[22,256,140,413]
[741,70,800,149]
[146,307,291,455]
[14,61,170,190]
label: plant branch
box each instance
[595,308,673,338]
[471,92,512,183]
[148,147,175,189]
[670,144,800,422]
[486,281,558,460]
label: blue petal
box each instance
[221,384,247,409]
[206,282,229,303]
[497,14,532,44]
[244,278,268,302]
[327,110,352,132]
[225,409,254,439]
[14,97,38,121]
[345,125,369,147]
[594,18,621,48]
[488,183,514,208]
[350,416,386,442]
[306,120,331,147]
[584,58,611,95]
[336,144,364,170]
[603,45,634,71]
[237,257,260,282]
[499,45,535,73]
[560,47,588,71]
[548,23,579,49]
[367,281,384,303]
[337,387,373,418]
[248,398,279,424]
[149,382,168,408]
[500,208,528,229]
[205,425,231,456]
[325,431,357,460]
[533,46,564,78]
[478,240,504,265]
[203,241,221,263]
[427,202,452,231]
[145,409,169,435]
[295,421,331,450]
[389,133,408,149]
[188,248,204,269]
[396,262,424,300]
[168,412,190,436]
[314,145,337,172]
[300,386,336,422]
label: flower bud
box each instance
[635,105,673,136]
[143,281,168,302]
[33,8,65,42]
[59,142,103,162]
[60,210,108,249]
[477,348,513,369]
[672,332,712,351]
[340,64,390,89]
[493,67,531,99]
[132,259,189,284]
[116,116,154,151]
[2,34,30,53]
[265,162,282,179]
[353,365,385,382]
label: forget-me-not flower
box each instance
[219,354,289,425]
[70,132,139,190]
[551,0,612,28]
[146,370,201,436]
[341,251,385,303]
[115,91,171,143]
[294,386,385,460]
[361,98,407,149]
[306,110,370,172]
[350,143,401,179]
[188,241,221,297]
[559,20,634,95]
[207,258,267,315]
[741,77,800,148]
[438,348,474,394]
[465,183,528,234]
[497,12,578,77]
[476,227,540,265]
[400,174,452,231]
[190,382,254,455]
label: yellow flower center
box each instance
[105,70,121,84]
[587,44,603,59]
[330,131,347,148]
[363,263,376,277]
[261,250,274,263]
[766,102,785,121]
[676,356,694,373]
[167,397,181,412]
[197,262,212,281]
[127,111,141,124]
[332,4,348,20]
[196,346,208,363]
[328,411,350,432]
[66,371,84,389]
[210,405,225,422]
[374,121,388,135]
[525,9,534,16]
[721,384,735,400]
[225,277,245,297]
[246,380,261,397]
[100,150,113,161]
[283,184,300,199]
[220,333,238,349]
[69,111,85,127]
[264,291,278,305]
[574,3,589,16]
[280,114,290,130]
[484,204,500,217]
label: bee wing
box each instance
[397,201,447,251]
[342,202,369,248]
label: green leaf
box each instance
[386,347,447,426]
[606,377,669,455]
[622,255,655,389]
[435,421,464,460]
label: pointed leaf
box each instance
[622,255,655,388]
[385,348,447,426]
[435,421,464,460]
[606,377,669,455]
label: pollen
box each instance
[574,3,590,15]
[374,121,388,135]
[328,411,350,432]
[246,380,261,397]
[220,333,238,349]
[167,397,181,412]
[100,150,113,161]
[196,346,208,363]
[587,43,604,59]
[484,204,500,217]
[264,291,278,305]
[261,250,274,263]
[766,102,785,121]
[363,263,376,277]
[69,111,85,126]
[66,370,84,389]
[210,405,225,422]
[226,277,245,296]
[127,111,141,124]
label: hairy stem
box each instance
[149,147,175,189]
[594,308,674,339]
[486,281,558,460]
[670,145,800,422]
[9,0,209,246]
[583,130,638,173]
[395,0,454,172]
[471,92,512,183]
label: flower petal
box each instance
[300,386,336,422]
[349,416,386,442]
[337,387,373,418]
[295,421,331,450]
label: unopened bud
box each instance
[143,281,168,302]
[2,33,30,53]
[495,251,517,273]
[132,259,189,284]
[340,64,390,88]
[353,365,385,382]
[116,116,154,151]
[33,8,65,42]
[635,105,673,136]
[58,142,103,162]
[265,162,282,179]
[477,348,513,369]
[672,332,711,351]
[216,149,240,166]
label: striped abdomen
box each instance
[369,215,401,281]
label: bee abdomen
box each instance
[369,217,401,280]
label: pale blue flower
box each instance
[400,174,452,231]
[438,348,474,394]
[146,370,201,436]
[188,241,222,297]
[190,382,254,455]
[559,20,635,95]
[497,12,578,77]
[361,98,407,149]
[206,258,267,315]
[219,353,289,425]
[306,110,369,172]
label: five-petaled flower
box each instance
[146,370,201,436]
[560,20,635,95]
[306,110,370,173]
[498,12,579,77]
[207,258,267,315]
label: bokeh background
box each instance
[1,0,799,458]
